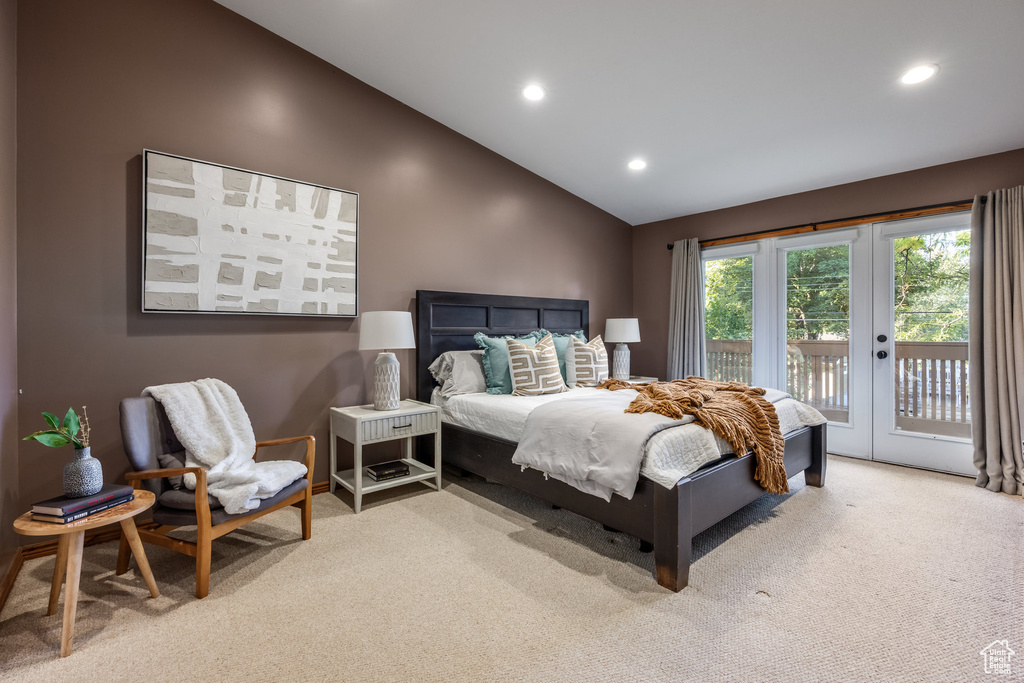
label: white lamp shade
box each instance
[604,318,641,344]
[358,311,416,350]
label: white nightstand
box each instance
[329,399,442,513]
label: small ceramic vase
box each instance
[63,447,103,498]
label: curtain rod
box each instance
[666,198,974,250]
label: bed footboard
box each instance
[651,423,827,591]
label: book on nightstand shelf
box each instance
[30,493,135,524]
[368,470,409,482]
[32,483,135,516]
[367,461,410,481]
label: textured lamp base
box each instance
[373,352,401,410]
[612,344,630,381]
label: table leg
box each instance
[115,528,131,575]
[119,518,160,598]
[434,428,442,491]
[402,436,418,486]
[47,535,69,616]
[60,531,85,658]
[330,418,337,494]
[353,442,362,513]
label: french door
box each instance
[774,230,871,459]
[703,212,974,476]
[869,213,973,474]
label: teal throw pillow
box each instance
[474,331,544,394]
[539,329,587,383]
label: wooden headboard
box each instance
[415,290,590,402]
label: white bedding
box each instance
[431,387,826,494]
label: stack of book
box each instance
[367,461,410,482]
[31,484,135,524]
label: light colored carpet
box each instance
[1,456,1021,682]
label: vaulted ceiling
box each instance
[215,0,1024,225]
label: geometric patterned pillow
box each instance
[565,335,609,387]
[506,333,568,396]
[537,328,586,382]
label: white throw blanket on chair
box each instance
[143,378,307,515]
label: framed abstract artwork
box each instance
[142,150,358,316]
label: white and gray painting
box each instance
[143,151,358,316]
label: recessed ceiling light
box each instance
[628,159,647,171]
[522,84,545,101]
[900,64,938,85]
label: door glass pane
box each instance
[892,229,971,438]
[786,245,850,422]
[704,256,753,383]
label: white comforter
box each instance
[511,390,686,500]
[433,387,826,501]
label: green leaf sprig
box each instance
[23,406,91,449]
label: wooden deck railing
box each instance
[704,339,754,387]
[784,340,850,422]
[893,341,971,438]
[705,339,970,437]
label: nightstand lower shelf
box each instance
[332,458,438,497]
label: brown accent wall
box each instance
[632,148,1024,379]
[0,0,18,568]
[15,0,632,513]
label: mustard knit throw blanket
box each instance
[599,377,789,494]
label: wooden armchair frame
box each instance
[116,435,315,598]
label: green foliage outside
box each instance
[704,256,752,340]
[893,231,970,342]
[786,245,850,341]
[703,229,970,343]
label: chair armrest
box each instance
[255,435,315,448]
[254,435,316,482]
[124,466,212,521]
[125,466,206,483]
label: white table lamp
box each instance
[604,318,641,381]
[358,311,416,410]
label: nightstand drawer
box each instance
[361,410,438,443]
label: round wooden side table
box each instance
[13,489,159,657]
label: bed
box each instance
[415,289,827,591]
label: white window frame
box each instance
[701,242,768,386]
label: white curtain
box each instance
[969,185,1024,496]
[666,238,705,380]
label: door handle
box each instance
[876,350,888,359]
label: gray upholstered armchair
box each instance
[117,396,315,598]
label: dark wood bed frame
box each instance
[416,289,826,591]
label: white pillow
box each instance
[429,350,487,397]
[566,335,609,387]
[506,333,568,396]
